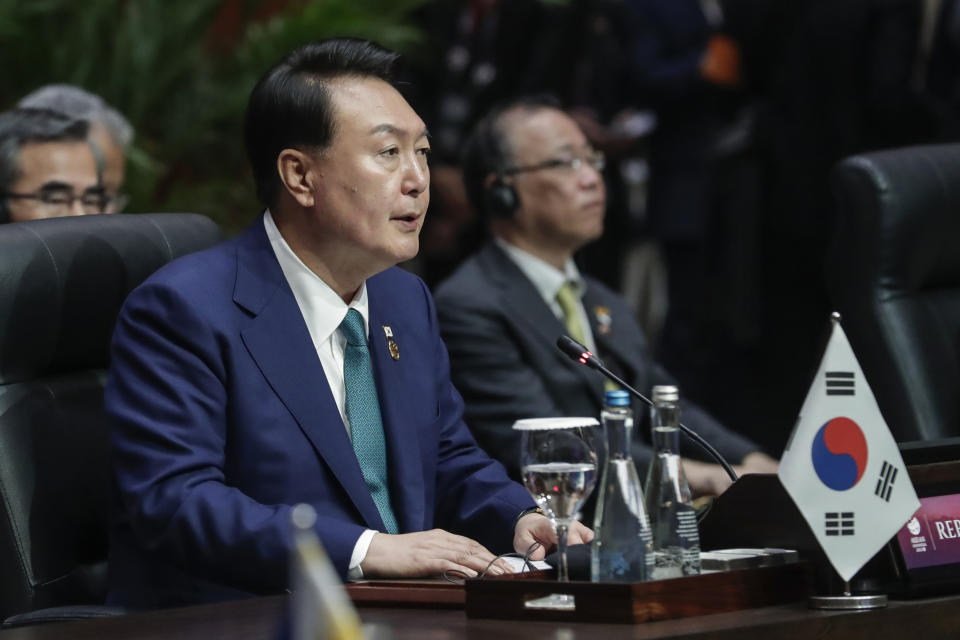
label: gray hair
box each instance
[0,108,89,222]
[19,84,133,148]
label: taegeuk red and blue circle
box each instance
[810,417,868,491]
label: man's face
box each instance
[5,140,102,223]
[307,77,430,274]
[501,107,605,253]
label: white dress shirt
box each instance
[495,238,599,353]
[263,211,376,579]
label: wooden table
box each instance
[1,592,958,639]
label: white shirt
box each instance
[495,238,599,353]
[263,211,376,579]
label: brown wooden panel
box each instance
[2,592,960,639]
[465,563,812,623]
[346,579,464,607]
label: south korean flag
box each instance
[778,314,920,582]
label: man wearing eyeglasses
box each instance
[0,108,112,224]
[19,85,134,213]
[435,95,777,496]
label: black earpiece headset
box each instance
[484,174,518,218]
[472,94,563,220]
[476,107,521,219]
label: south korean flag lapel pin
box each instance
[382,325,399,361]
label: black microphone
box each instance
[556,335,737,482]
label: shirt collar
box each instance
[264,210,369,343]
[495,237,586,305]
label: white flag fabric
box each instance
[778,318,920,582]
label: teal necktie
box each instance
[339,309,399,534]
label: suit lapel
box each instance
[233,220,384,530]
[366,280,425,534]
[480,243,605,400]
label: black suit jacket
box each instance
[434,242,758,480]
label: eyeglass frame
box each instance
[501,150,606,176]
[0,182,113,215]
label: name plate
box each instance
[888,444,960,596]
[896,493,960,570]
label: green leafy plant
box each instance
[0,0,427,234]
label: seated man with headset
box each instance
[434,95,778,495]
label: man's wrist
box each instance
[347,529,377,581]
[514,505,546,528]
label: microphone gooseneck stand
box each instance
[555,335,738,482]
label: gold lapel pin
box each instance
[382,326,399,360]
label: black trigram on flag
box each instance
[825,371,855,396]
[825,512,855,536]
[875,461,897,502]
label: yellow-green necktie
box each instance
[556,281,586,345]
[557,282,618,392]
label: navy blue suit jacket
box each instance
[105,218,532,608]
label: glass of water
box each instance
[515,417,600,592]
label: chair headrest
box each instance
[0,213,221,384]
[831,144,960,295]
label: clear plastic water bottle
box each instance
[591,389,653,582]
[644,385,701,579]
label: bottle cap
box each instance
[512,416,600,430]
[604,389,631,406]
[652,385,679,403]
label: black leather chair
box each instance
[0,213,221,626]
[827,144,960,443]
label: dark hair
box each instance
[244,38,400,208]
[0,108,89,223]
[460,94,562,219]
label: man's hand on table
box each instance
[739,451,779,475]
[360,529,513,578]
[684,452,780,497]
[513,512,594,561]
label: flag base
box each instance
[808,593,887,610]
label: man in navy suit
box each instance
[435,96,777,496]
[105,39,583,609]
